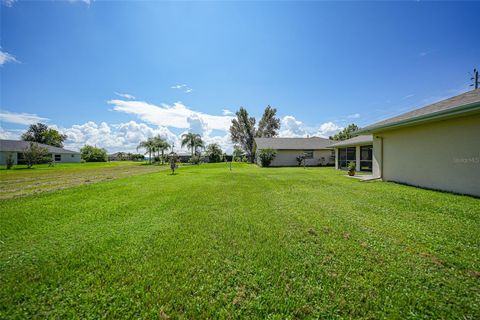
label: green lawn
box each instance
[0,163,479,318]
[0,161,165,199]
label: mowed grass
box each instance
[0,164,479,319]
[0,161,165,199]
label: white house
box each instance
[255,137,335,167]
[0,140,81,165]
[359,89,480,197]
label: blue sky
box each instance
[1,0,479,152]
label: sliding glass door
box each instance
[360,145,373,172]
[338,147,356,169]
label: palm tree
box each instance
[154,136,171,164]
[181,133,204,157]
[206,143,223,162]
[137,138,156,164]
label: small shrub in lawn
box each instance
[189,155,201,165]
[6,154,14,169]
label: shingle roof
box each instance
[360,89,480,133]
[330,135,373,147]
[255,137,334,150]
[0,140,80,154]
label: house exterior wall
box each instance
[0,151,18,165]
[372,113,480,197]
[258,149,334,167]
[52,153,81,163]
[0,152,81,165]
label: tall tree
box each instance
[230,108,256,162]
[137,138,156,164]
[21,123,67,147]
[256,105,281,138]
[23,142,50,168]
[152,135,171,164]
[229,106,280,163]
[181,133,203,157]
[232,145,245,161]
[80,145,108,162]
[205,143,223,163]
[329,124,360,141]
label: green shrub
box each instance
[347,161,356,172]
[130,154,145,161]
[23,142,50,168]
[189,155,201,165]
[259,148,277,167]
[296,155,305,166]
[80,145,108,162]
[6,154,14,169]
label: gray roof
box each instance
[255,137,334,150]
[0,140,80,154]
[330,135,373,148]
[361,89,480,133]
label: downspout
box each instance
[378,136,383,179]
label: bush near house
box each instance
[80,145,108,162]
[259,148,277,167]
[23,142,50,168]
[189,155,201,165]
[5,154,14,169]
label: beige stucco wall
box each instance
[0,152,81,165]
[373,113,480,197]
[53,153,81,163]
[0,151,18,165]
[258,149,334,167]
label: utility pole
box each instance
[471,68,479,89]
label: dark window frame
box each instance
[303,150,314,159]
[338,147,356,170]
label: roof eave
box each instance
[359,102,480,134]
[330,142,372,148]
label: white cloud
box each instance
[0,110,49,125]
[56,119,234,154]
[1,0,16,7]
[401,94,414,100]
[171,84,186,89]
[108,99,233,133]
[0,49,18,65]
[279,115,308,137]
[171,84,193,93]
[222,109,234,116]
[57,120,180,153]
[69,0,94,5]
[0,127,21,140]
[347,113,360,119]
[317,122,342,137]
[114,92,135,100]
[278,115,342,139]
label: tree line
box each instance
[10,109,360,168]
